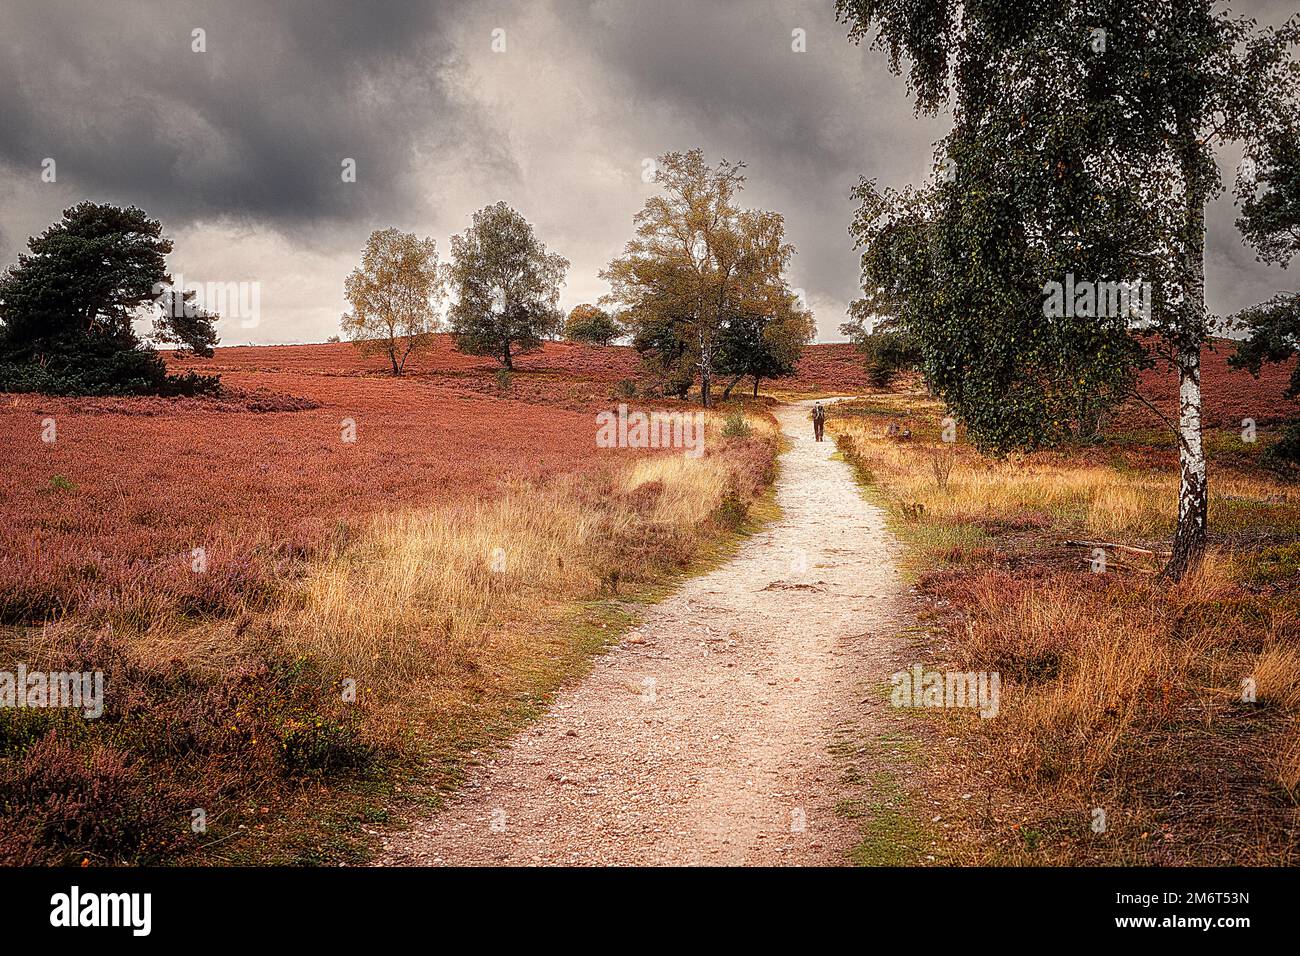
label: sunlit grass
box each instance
[828,396,1300,864]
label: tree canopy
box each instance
[340,227,445,376]
[840,299,922,390]
[563,303,623,345]
[0,201,219,395]
[448,202,568,369]
[1231,119,1300,474]
[603,149,812,404]
[837,0,1300,576]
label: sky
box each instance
[1,0,1297,345]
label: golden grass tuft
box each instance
[274,434,767,735]
[829,395,1300,863]
[1252,644,1300,713]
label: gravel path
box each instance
[380,400,908,866]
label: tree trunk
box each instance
[502,341,513,371]
[1165,343,1207,579]
[697,324,713,408]
[752,375,760,398]
[721,373,744,399]
[389,345,401,377]
[1164,133,1209,580]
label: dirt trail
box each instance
[380,400,909,866]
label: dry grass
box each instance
[1277,739,1300,795]
[1252,644,1300,713]
[1,371,779,864]
[829,395,1300,864]
[274,436,762,734]
[836,412,1299,545]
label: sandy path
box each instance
[380,400,908,866]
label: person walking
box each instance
[812,402,825,442]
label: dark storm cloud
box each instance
[571,0,944,336]
[0,0,1295,342]
[0,0,500,231]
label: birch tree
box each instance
[837,0,1300,578]
[604,151,811,405]
[341,228,444,376]
[602,150,748,407]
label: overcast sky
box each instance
[1,0,1297,345]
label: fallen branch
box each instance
[1062,539,1172,558]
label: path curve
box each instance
[380,400,907,866]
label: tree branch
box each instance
[1123,385,1194,457]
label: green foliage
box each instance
[711,482,750,529]
[629,307,696,399]
[151,288,219,358]
[1231,293,1300,396]
[448,202,568,369]
[278,713,374,777]
[849,177,1145,453]
[722,412,752,438]
[1263,421,1300,476]
[340,228,444,376]
[841,305,922,388]
[1237,122,1300,267]
[1229,72,1300,474]
[836,1,1300,456]
[0,336,220,397]
[1229,293,1300,475]
[0,202,220,396]
[602,149,812,405]
[715,294,815,396]
[563,303,623,345]
[0,201,171,345]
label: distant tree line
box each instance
[339,154,815,402]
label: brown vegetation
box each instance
[0,342,778,864]
[829,388,1300,865]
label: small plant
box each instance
[900,501,926,522]
[929,444,955,490]
[495,368,512,392]
[615,378,637,399]
[279,712,374,777]
[722,412,752,439]
[47,475,76,494]
[600,568,621,594]
[713,479,750,529]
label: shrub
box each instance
[1262,421,1300,477]
[0,734,194,865]
[722,412,752,438]
[712,480,750,529]
[0,340,219,397]
[564,304,623,346]
[0,202,221,398]
[279,714,374,777]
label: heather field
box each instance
[5,346,619,625]
[4,338,1298,869]
[825,354,1300,865]
[0,340,780,864]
